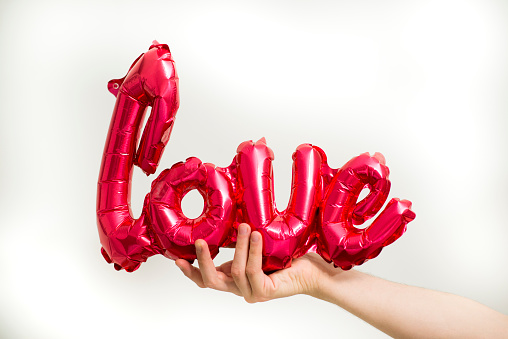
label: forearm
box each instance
[312,269,508,339]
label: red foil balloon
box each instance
[316,153,416,270]
[149,157,235,262]
[97,42,416,273]
[234,139,324,271]
[97,41,179,272]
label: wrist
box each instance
[310,266,361,304]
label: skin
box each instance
[176,223,508,338]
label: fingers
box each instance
[194,240,217,282]
[192,240,240,294]
[175,225,273,303]
[232,225,273,303]
[245,231,266,293]
[231,224,253,298]
[175,259,205,288]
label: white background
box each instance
[1,0,507,338]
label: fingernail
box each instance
[251,232,261,243]
[175,261,182,269]
[239,224,249,235]
[195,241,202,253]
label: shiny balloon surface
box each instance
[97,42,415,272]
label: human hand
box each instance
[175,223,343,303]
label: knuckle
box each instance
[230,266,243,278]
[245,266,258,277]
[203,278,217,289]
[251,289,270,303]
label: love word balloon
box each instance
[97,41,416,273]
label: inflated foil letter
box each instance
[97,41,416,273]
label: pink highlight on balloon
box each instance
[96,42,415,273]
